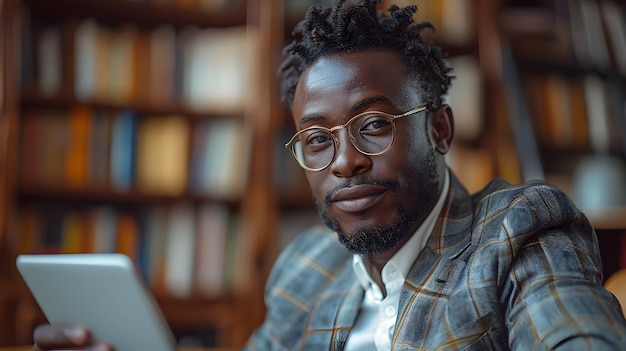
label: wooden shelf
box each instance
[20,92,246,120]
[24,0,247,28]
[17,184,242,208]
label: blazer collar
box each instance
[402,172,474,291]
[430,171,474,257]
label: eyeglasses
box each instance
[285,105,429,171]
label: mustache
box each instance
[324,177,399,205]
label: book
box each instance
[89,110,113,188]
[40,112,67,186]
[91,206,118,253]
[141,206,169,292]
[107,26,136,103]
[220,212,241,293]
[115,213,140,260]
[94,25,113,102]
[174,26,196,107]
[64,105,93,188]
[149,25,177,106]
[131,30,152,104]
[61,212,84,254]
[182,26,249,112]
[109,110,137,192]
[194,203,229,295]
[163,202,196,297]
[198,118,251,198]
[36,25,62,96]
[136,115,190,195]
[74,19,99,101]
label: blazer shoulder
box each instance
[471,178,590,240]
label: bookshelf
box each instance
[497,0,626,229]
[0,0,284,347]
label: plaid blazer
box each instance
[244,175,626,350]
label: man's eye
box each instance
[361,117,391,132]
[306,132,331,145]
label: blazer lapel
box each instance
[301,259,364,350]
[332,280,365,350]
[393,173,475,348]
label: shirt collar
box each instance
[352,171,450,291]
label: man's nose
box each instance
[329,129,372,177]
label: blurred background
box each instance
[0,0,625,348]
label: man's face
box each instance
[292,50,446,256]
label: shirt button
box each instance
[385,306,396,316]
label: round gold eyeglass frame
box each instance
[285,105,429,172]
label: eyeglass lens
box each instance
[291,113,395,170]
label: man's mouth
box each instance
[328,184,390,213]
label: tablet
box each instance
[16,253,177,351]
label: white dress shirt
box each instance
[344,172,450,351]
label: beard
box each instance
[315,199,411,255]
[313,148,441,256]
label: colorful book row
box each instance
[13,202,248,297]
[19,107,250,198]
[22,17,255,112]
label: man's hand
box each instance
[33,324,113,351]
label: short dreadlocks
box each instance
[279,0,453,109]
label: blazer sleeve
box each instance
[497,182,626,350]
[241,227,309,351]
[242,226,352,351]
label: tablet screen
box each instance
[16,253,177,351]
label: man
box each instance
[34,1,626,350]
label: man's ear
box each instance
[429,104,454,155]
